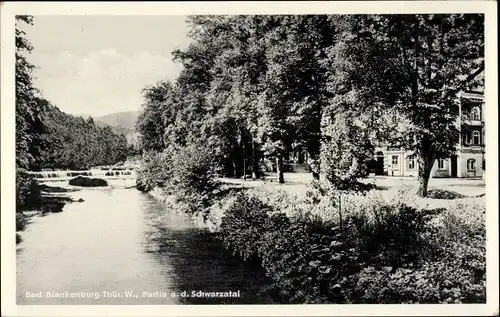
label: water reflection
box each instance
[17,183,276,305]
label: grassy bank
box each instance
[137,150,486,304]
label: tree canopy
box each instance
[136,14,484,195]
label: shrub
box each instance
[436,198,485,242]
[244,184,436,269]
[16,170,41,234]
[167,143,219,201]
[347,196,486,304]
[217,186,484,304]
[219,191,365,303]
[320,112,374,190]
[139,144,221,216]
[16,170,41,212]
[136,148,175,192]
[219,193,274,261]
[16,212,28,231]
[427,189,467,200]
[343,203,436,269]
[351,257,485,304]
[161,144,220,217]
[206,193,239,232]
[259,217,363,304]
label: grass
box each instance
[217,172,486,211]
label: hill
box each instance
[33,98,128,170]
[93,110,139,136]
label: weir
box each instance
[26,167,138,182]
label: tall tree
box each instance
[136,80,177,152]
[204,15,270,179]
[330,14,484,196]
[320,111,374,189]
[15,15,42,169]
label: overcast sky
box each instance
[23,15,191,117]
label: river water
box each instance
[16,180,276,305]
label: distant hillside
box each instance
[93,110,139,136]
[34,98,128,170]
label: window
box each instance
[464,130,481,145]
[392,155,399,167]
[471,106,480,120]
[473,130,481,145]
[407,155,415,170]
[467,159,476,170]
[464,130,471,145]
[438,159,445,170]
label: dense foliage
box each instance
[35,99,128,170]
[15,16,44,233]
[137,14,484,195]
[136,16,338,184]
[16,170,41,231]
[16,15,43,169]
[329,15,484,195]
[217,189,485,304]
[136,144,220,217]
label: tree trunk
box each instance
[251,141,259,180]
[307,146,321,181]
[232,159,239,178]
[242,140,247,181]
[312,170,320,181]
[311,155,320,181]
[417,154,435,197]
[225,159,234,178]
[276,155,284,184]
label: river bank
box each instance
[16,180,279,305]
[143,176,486,304]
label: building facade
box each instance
[376,72,485,179]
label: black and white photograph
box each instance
[1,1,498,316]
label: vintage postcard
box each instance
[1,1,498,316]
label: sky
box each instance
[22,15,192,117]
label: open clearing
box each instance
[219,172,486,210]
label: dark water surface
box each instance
[16,181,276,304]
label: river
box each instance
[16,180,277,305]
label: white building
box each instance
[377,70,485,179]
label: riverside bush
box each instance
[136,148,175,192]
[16,170,42,232]
[16,169,42,212]
[167,144,219,209]
[16,212,28,231]
[218,187,486,304]
[137,144,220,216]
[160,144,220,219]
[351,250,485,304]
[219,193,274,261]
[218,192,359,303]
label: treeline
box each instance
[15,16,128,172]
[137,16,333,182]
[137,14,484,196]
[32,98,128,170]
